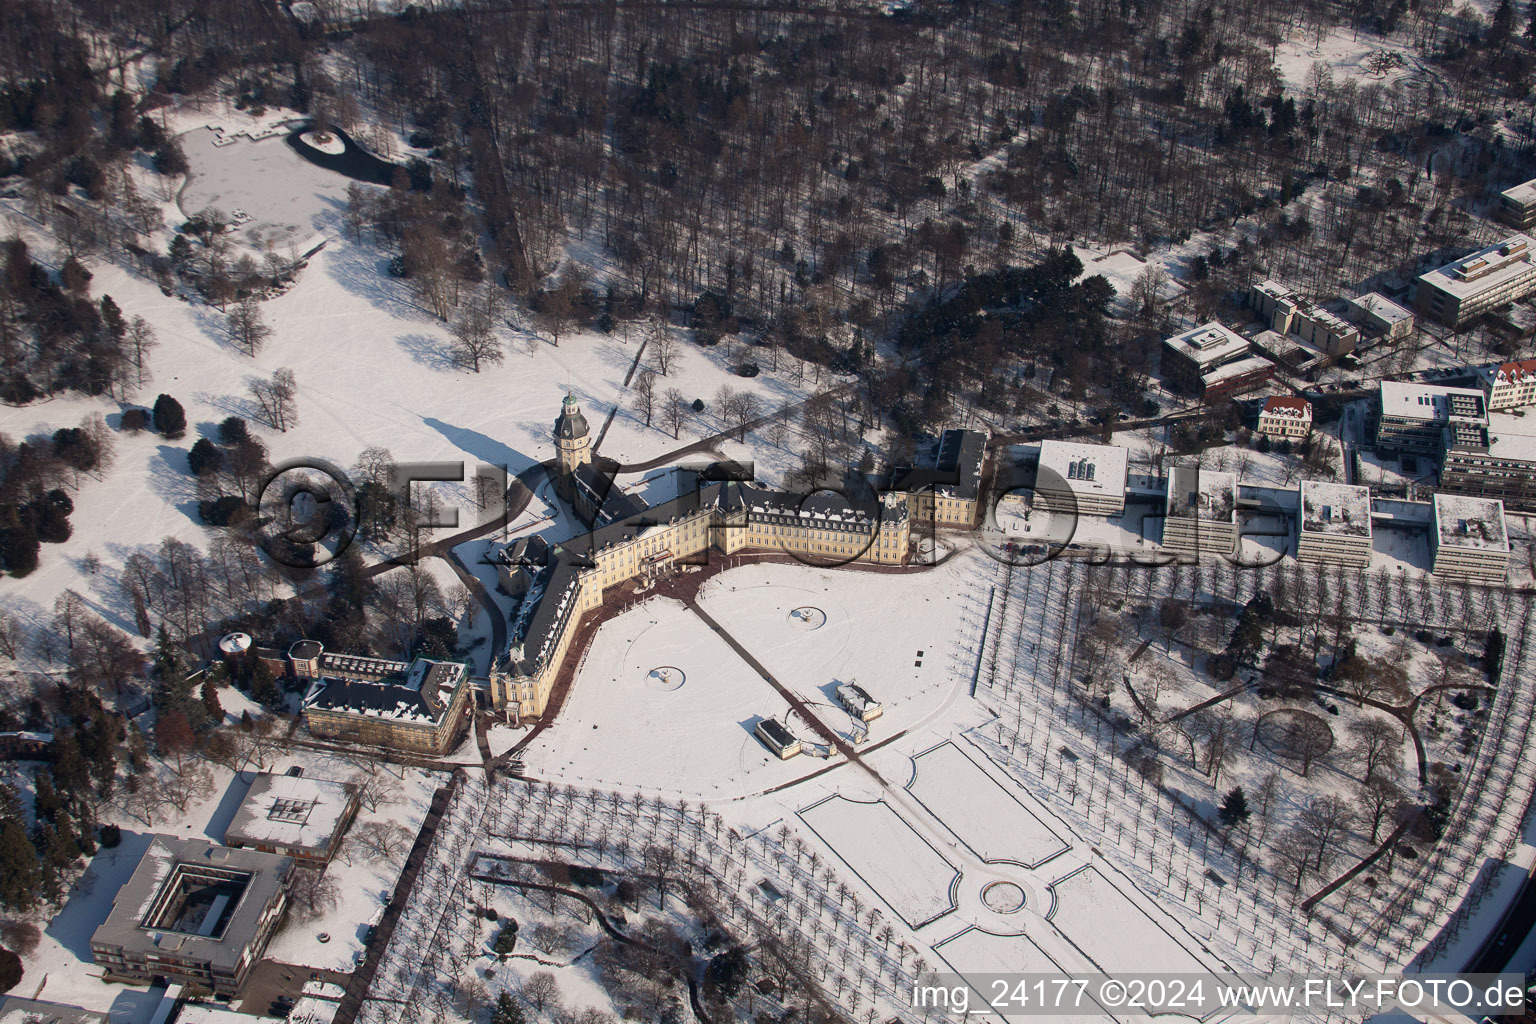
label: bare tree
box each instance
[656,387,688,440]
[650,321,681,376]
[1298,794,1352,872]
[127,316,158,384]
[226,295,272,356]
[1348,717,1403,784]
[523,971,561,1014]
[450,303,504,372]
[290,868,342,921]
[631,369,658,428]
[249,368,298,431]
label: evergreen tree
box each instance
[1219,787,1251,828]
[202,680,225,725]
[0,947,21,993]
[32,769,63,826]
[492,993,525,1024]
[188,438,225,477]
[152,394,186,439]
[0,819,41,912]
[0,525,39,578]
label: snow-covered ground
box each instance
[264,765,442,972]
[0,125,825,661]
[799,794,960,927]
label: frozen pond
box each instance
[179,127,349,252]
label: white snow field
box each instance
[518,596,807,795]
[1050,867,1211,976]
[694,559,976,739]
[0,126,821,660]
[908,741,1068,868]
[933,927,1121,1024]
[799,794,960,927]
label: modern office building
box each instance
[1498,179,1536,230]
[1296,480,1373,567]
[90,838,294,997]
[1440,410,1536,511]
[1161,466,1237,561]
[1033,440,1129,517]
[223,772,361,864]
[1374,381,1488,457]
[1415,235,1536,328]
[1347,292,1415,341]
[1430,493,1510,583]
[1250,280,1359,355]
[1161,322,1274,399]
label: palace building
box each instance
[485,395,970,721]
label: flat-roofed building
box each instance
[223,773,361,864]
[1161,466,1237,561]
[1257,396,1313,438]
[1498,179,1536,230]
[90,837,294,997]
[1374,381,1488,456]
[1430,494,1509,582]
[1034,440,1128,517]
[0,997,108,1024]
[1199,354,1276,399]
[1250,280,1359,355]
[1479,358,1536,410]
[1297,480,1373,567]
[1162,322,1265,397]
[1348,292,1416,341]
[1416,235,1536,327]
[1439,410,1536,511]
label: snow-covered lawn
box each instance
[265,766,442,973]
[798,795,959,927]
[518,596,803,796]
[932,928,1118,1024]
[909,742,1068,868]
[1049,867,1210,975]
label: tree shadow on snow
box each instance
[396,333,458,372]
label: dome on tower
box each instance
[554,394,590,441]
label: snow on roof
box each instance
[1501,179,1536,205]
[172,1005,267,1024]
[1418,234,1536,299]
[1433,494,1508,551]
[285,996,339,1024]
[224,773,358,854]
[1036,440,1128,498]
[1378,381,1487,423]
[1200,354,1274,384]
[1492,358,1536,386]
[1261,395,1312,418]
[1349,292,1414,324]
[1482,410,1536,463]
[1162,322,1249,366]
[1299,480,1372,537]
[1166,466,1236,522]
[0,997,107,1024]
